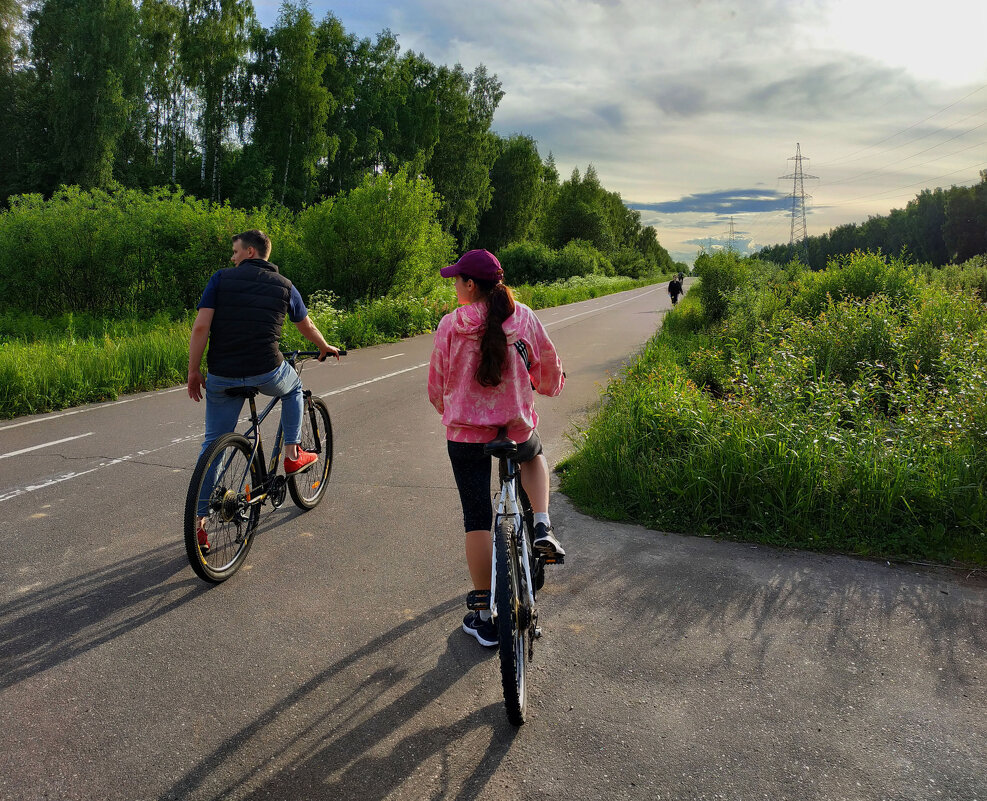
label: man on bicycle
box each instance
[187,229,339,551]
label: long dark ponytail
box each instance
[472,277,516,387]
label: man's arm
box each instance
[294,315,340,361]
[187,307,214,401]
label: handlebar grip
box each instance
[293,349,347,358]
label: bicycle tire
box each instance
[288,395,333,510]
[499,460,544,593]
[184,433,261,583]
[495,514,529,726]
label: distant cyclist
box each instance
[187,229,340,553]
[428,249,565,647]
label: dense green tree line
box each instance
[758,171,987,269]
[1,0,671,278]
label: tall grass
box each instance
[1,274,664,419]
[0,323,192,416]
[560,252,987,566]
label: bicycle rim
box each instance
[495,517,528,726]
[288,396,333,510]
[184,433,261,583]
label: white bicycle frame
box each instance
[489,457,537,621]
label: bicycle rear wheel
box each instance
[184,433,261,583]
[288,395,333,510]
[495,514,530,726]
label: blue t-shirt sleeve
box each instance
[197,272,222,309]
[288,286,307,323]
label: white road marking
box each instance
[0,433,202,504]
[544,286,661,327]
[380,353,405,360]
[0,386,185,432]
[319,364,429,398]
[0,432,93,460]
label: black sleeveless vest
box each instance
[206,259,293,378]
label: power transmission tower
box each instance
[779,143,817,259]
[728,216,736,253]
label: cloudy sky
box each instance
[256,0,987,265]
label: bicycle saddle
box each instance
[484,437,518,458]
[224,386,260,398]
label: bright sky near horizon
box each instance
[255,0,987,265]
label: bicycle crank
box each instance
[269,476,287,509]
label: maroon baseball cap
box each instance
[440,249,504,282]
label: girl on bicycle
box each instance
[428,249,566,647]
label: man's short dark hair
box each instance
[232,230,272,259]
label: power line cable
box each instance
[826,160,986,206]
[820,133,987,188]
[817,83,987,167]
[824,105,986,169]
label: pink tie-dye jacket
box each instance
[428,301,565,443]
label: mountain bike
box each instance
[183,350,344,583]
[467,431,563,726]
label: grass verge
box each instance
[559,252,987,566]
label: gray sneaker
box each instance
[533,522,565,557]
[462,611,498,647]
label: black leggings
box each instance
[447,431,543,532]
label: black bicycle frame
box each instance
[238,388,323,508]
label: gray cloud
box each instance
[654,83,709,117]
[741,60,922,119]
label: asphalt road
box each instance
[1,282,984,801]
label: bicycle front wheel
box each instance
[184,433,261,583]
[288,395,333,510]
[495,515,530,726]
[499,460,543,593]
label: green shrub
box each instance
[498,239,616,284]
[0,186,303,317]
[923,255,987,300]
[556,239,612,279]
[499,240,555,284]
[294,167,456,302]
[692,250,751,323]
[792,250,917,318]
[686,346,731,397]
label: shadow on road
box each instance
[0,542,197,691]
[564,526,986,690]
[161,600,517,801]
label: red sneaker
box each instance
[196,527,211,556]
[284,449,318,475]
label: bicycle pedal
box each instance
[466,590,491,610]
[543,554,565,565]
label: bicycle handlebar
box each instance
[284,348,347,362]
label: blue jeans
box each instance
[196,361,303,518]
